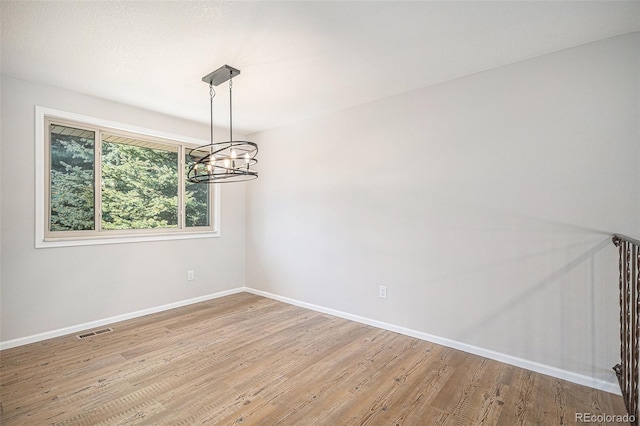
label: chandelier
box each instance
[187,65,258,183]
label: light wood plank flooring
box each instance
[0,292,629,425]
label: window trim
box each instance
[35,106,220,248]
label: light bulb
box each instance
[244,152,250,163]
[207,164,212,172]
[224,159,230,168]
[231,149,237,159]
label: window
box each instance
[36,107,219,247]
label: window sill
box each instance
[36,230,220,248]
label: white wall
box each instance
[0,77,247,343]
[247,33,640,385]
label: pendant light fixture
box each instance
[187,65,258,183]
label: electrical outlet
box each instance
[187,270,195,281]
[379,285,387,299]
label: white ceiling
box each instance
[2,1,639,135]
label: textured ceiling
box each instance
[2,1,639,134]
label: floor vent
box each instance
[77,328,114,339]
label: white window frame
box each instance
[35,106,220,248]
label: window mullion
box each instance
[95,130,102,232]
[178,145,185,229]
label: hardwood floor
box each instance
[0,292,629,425]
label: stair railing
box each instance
[613,233,640,424]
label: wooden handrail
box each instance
[613,233,640,248]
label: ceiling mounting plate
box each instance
[202,65,241,86]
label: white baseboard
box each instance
[0,288,244,351]
[244,287,622,396]
[1,286,621,396]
